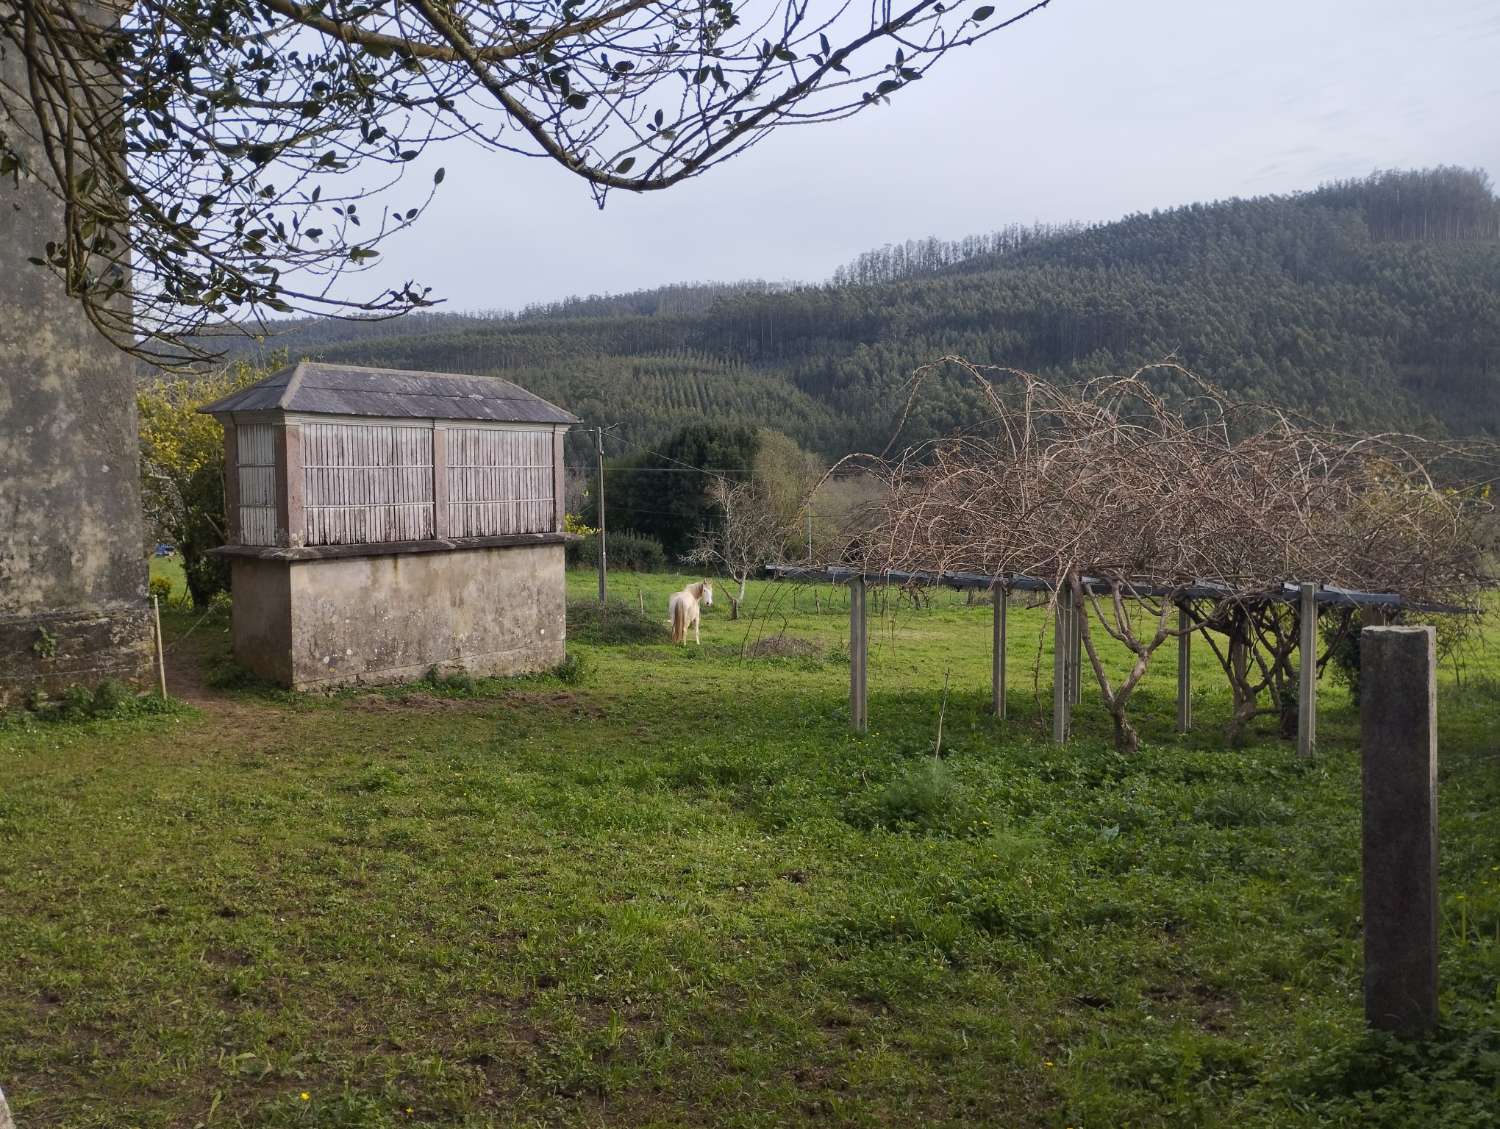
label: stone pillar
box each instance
[551,427,567,534]
[432,424,451,539]
[0,35,152,705]
[1361,625,1439,1037]
[273,422,306,548]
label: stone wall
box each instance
[0,41,153,707]
[229,542,567,689]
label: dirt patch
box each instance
[347,694,499,715]
[1143,980,1238,1033]
[501,690,608,719]
[745,634,822,659]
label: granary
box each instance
[201,362,578,690]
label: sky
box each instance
[348,0,1500,315]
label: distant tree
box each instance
[599,422,759,557]
[688,477,793,617]
[2,0,1052,363]
[137,359,270,606]
[752,427,824,532]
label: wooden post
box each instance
[991,583,1007,719]
[1360,625,1439,1036]
[431,424,451,539]
[1176,604,1191,734]
[595,426,607,606]
[1298,582,1318,758]
[849,575,868,733]
[152,595,168,698]
[1052,596,1069,744]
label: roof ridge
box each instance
[304,361,524,387]
[278,361,310,409]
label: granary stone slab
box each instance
[229,542,567,690]
[213,531,575,563]
[0,33,152,707]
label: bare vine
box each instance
[839,357,1494,749]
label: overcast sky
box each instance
[349,0,1500,314]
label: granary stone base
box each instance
[226,539,567,690]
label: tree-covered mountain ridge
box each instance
[235,167,1500,459]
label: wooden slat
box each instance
[446,426,555,537]
[236,422,277,546]
[301,421,434,545]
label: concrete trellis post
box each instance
[1298,582,1318,758]
[1052,596,1071,744]
[1067,591,1083,706]
[992,583,1007,719]
[1360,625,1439,1036]
[1176,604,1192,734]
[849,575,868,733]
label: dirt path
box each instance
[158,613,284,734]
[161,616,221,706]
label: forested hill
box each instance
[233,167,1500,459]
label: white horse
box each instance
[668,580,713,645]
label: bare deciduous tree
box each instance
[1,0,1051,364]
[689,476,794,618]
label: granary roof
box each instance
[199,361,578,425]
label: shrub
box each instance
[554,652,591,685]
[1324,610,1468,705]
[845,759,989,837]
[421,666,478,696]
[566,600,670,645]
[567,529,667,572]
[148,575,174,604]
[5,680,178,725]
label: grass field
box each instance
[2,566,1498,1127]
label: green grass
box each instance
[1,569,1497,1127]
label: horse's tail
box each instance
[670,596,687,644]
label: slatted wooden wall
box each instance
[447,428,555,537]
[230,419,559,547]
[302,423,435,545]
[236,423,278,545]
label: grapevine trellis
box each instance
[773,358,1492,751]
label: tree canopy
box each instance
[0,0,1051,363]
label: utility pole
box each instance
[595,426,607,606]
[806,511,813,562]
